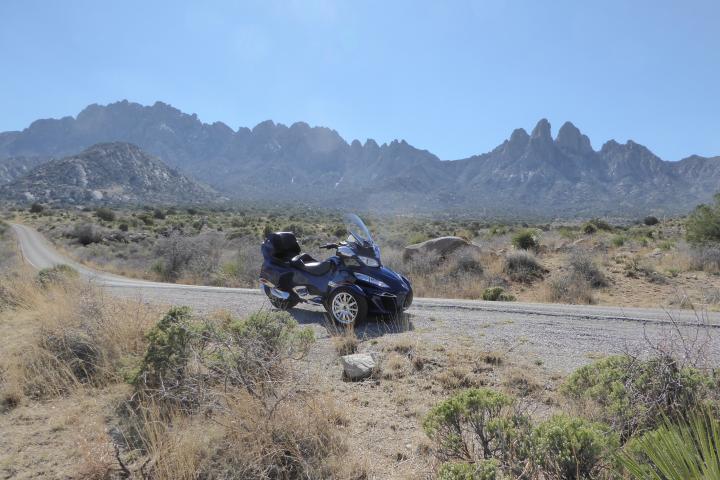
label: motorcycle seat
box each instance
[291,254,333,276]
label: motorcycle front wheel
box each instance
[327,287,367,326]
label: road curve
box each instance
[11,222,718,326]
[10,223,720,373]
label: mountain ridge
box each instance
[1,100,718,216]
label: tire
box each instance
[327,287,367,326]
[263,286,299,310]
[402,288,413,311]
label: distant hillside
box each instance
[0,142,219,205]
[1,100,718,216]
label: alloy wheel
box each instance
[331,292,359,324]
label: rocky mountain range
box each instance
[0,142,218,205]
[0,100,718,216]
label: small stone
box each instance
[341,353,376,380]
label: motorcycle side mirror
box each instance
[337,246,355,258]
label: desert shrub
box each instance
[72,223,102,245]
[29,202,44,213]
[619,407,720,480]
[153,231,224,282]
[623,256,667,284]
[130,306,202,397]
[36,264,79,287]
[545,273,594,304]
[503,251,545,283]
[562,355,713,439]
[118,223,129,232]
[215,310,314,395]
[643,216,659,226]
[138,213,155,226]
[582,218,613,235]
[686,193,720,245]
[482,287,515,302]
[438,460,501,480]
[511,229,540,251]
[689,245,720,273]
[423,388,531,469]
[154,208,166,220]
[447,248,484,276]
[95,207,116,222]
[132,308,314,404]
[611,235,626,247]
[532,415,618,480]
[582,222,597,234]
[568,253,608,288]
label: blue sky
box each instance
[1,0,718,160]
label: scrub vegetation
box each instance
[3,202,720,478]
[9,201,720,309]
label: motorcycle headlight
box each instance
[357,255,380,267]
[354,272,389,289]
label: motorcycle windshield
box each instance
[344,213,374,247]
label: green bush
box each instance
[619,407,720,480]
[118,223,129,232]
[37,264,79,286]
[29,202,44,213]
[423,388,530,466]
[686,194,720,244]
[532,415,618,480]
[438,460,502,480]
[582,222,597,235]
[130,306,200,391]
[95,207,116,222]
[562,355,713,439]
[511,229,540,251]
[611,235,626,247]
[643,216,659,226]
[211,310,314,395]
[482,287,515,302]
[72,223,102,245]
[582,218,613,235]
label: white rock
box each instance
[341,353,376,380]
[403,236,481,261]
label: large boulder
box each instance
[403,236,481,261]
[341,353,376,380]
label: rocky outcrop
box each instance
[403,236,482,261]
[0,142,220,205]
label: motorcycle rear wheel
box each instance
[263,286,299,310]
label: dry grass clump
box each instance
[332,328,359,356]
[1,265,365,478]
[127,393,364,480]
[688,245,720,273]
[503,368,540,397]
[567,251,608,288]
[0,268,159,402]
[503,251,546,283]
[381,351,412,380]
[544,272,595,304]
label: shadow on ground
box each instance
[283,304,415,339]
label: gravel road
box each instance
[11,223,720,372]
